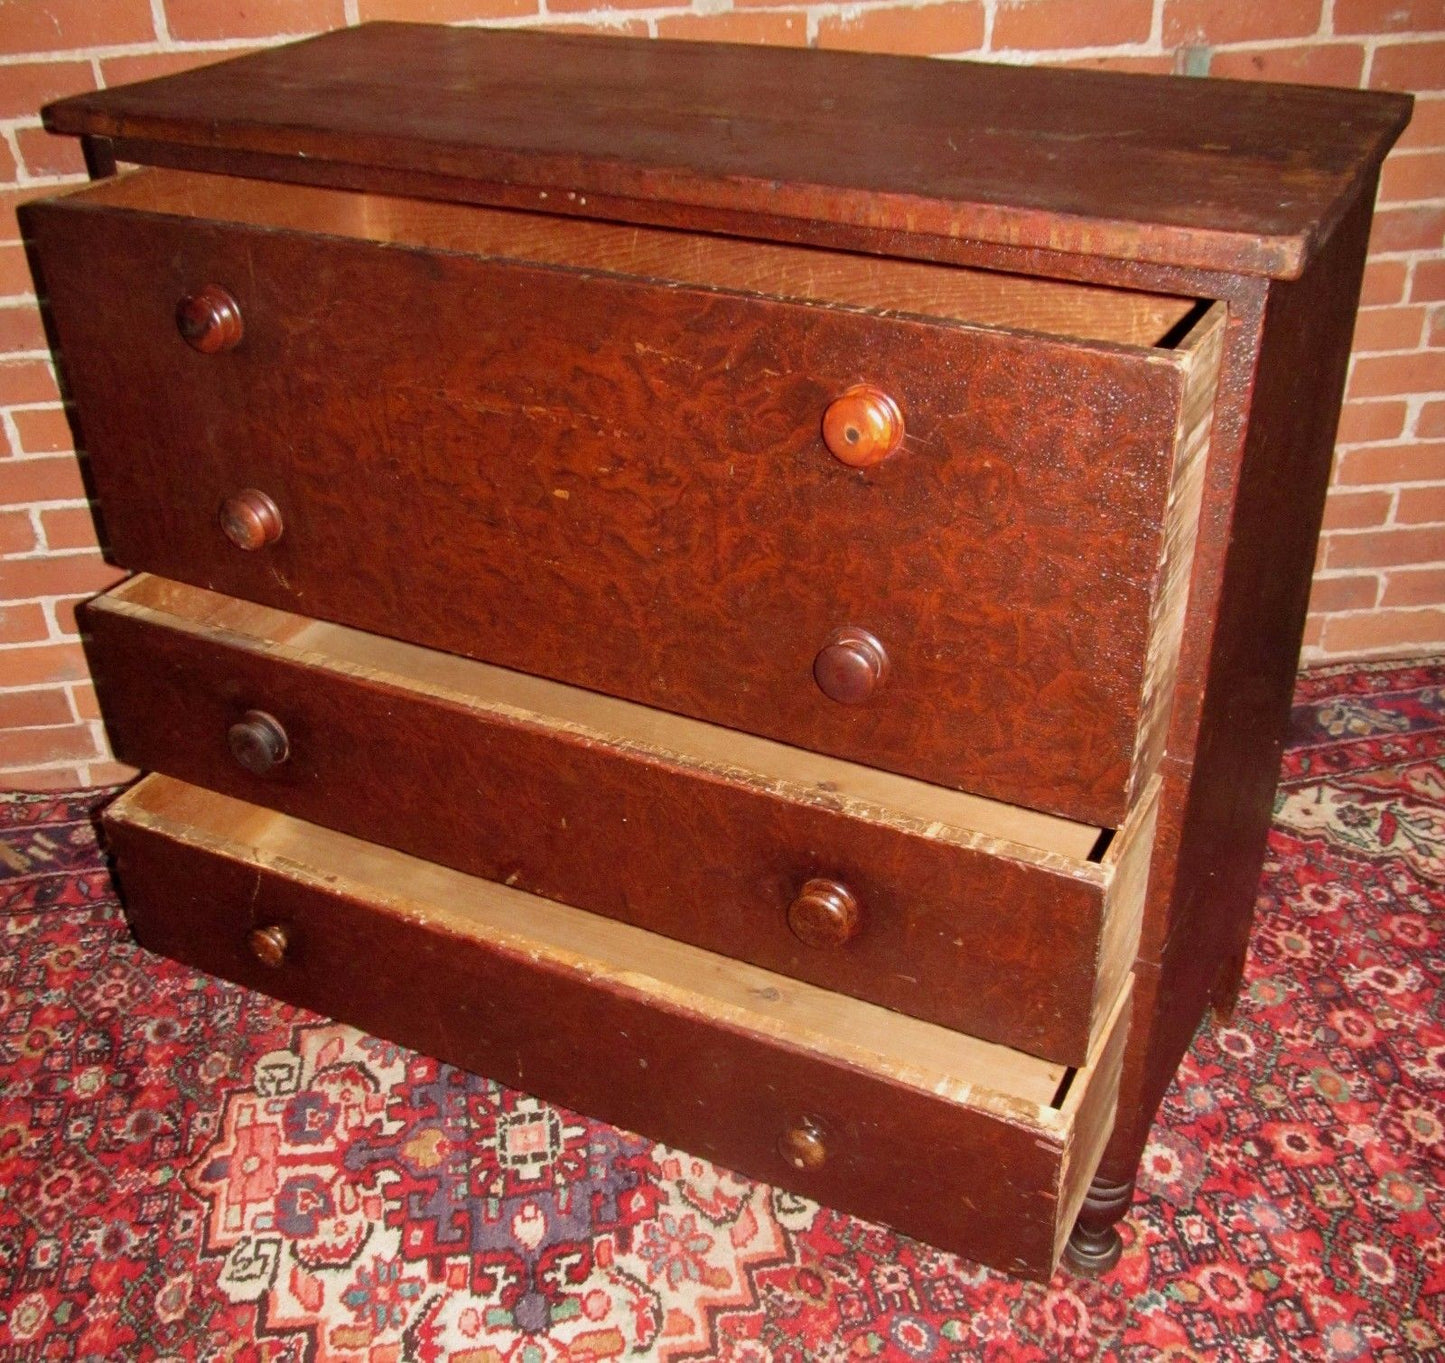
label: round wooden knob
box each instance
[779,1118,827,1172]
[228,710,290,776]
[813,627,888,705]
[219,489,283,551]
[176,284,244,354]
[247,924,289,968]
[788,878,860,948]
[822,385,904,467]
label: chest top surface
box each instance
[43,22,1409,280]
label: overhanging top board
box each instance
[42,22,1411,279]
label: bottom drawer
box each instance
[103,775,1130,1280]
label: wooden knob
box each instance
[219,489,283,551]
[788,878,860,948]
[229,710,290,776]
[176,284,244,354]
[779,1118,827,1172]
[247,924,289,968]
[813,627,888,705]
[822,385,904,467]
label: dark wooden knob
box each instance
[247,924,289,968]
[219,489,283,551]
[228,710,289,776]
[787,878,860,948]
[822,384,904,467]
[176,284,244,354]
[779,1118,827,1172]
[813,627,888,705]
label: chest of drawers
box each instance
[23,23,1409,1280]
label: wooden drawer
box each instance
[83,574,1154,1067]
[29,169,1223,827]
[102,774,1132,1281]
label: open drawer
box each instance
[84,574,1156,1067]
[103,774,1132,1280]
[28,168,1223,826]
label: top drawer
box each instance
[24,169,1223,826]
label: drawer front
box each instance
[30,193,1201,826]
[103,775,1130,1280]
[83,576,1144,1067]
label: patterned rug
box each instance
[2,657,1443,1361]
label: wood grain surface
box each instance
[103,774,1131,1280]
[28,183,1207,825]
[40,23,1411,278]
[83,575,1145,1065]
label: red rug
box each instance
[2,657,1443,1360]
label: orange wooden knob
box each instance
[247,924,290,968]
[177,284,244,354]
[788,878,861,948]
[220,489,283,551]
[813,627,888,705]
[779,1118,828,1171]
[822,384,904,467]
[228,710,290,776]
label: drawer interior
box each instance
[60,167,1203,349]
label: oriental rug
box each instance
[1,657,1442,1360]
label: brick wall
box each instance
[1,0,1442,788]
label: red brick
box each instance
[38,505,98,552]
[1418,399,1445,436]
[99,50,251,87]
[1413,259,1445,302]
[816,3,984,55]
[1347,349,1445,397]
[543,20,651,35]
[658,11,808,44]
[1398,96,1445,151]
[0,136,16,185]
[1381,564,1445,605]
[0,722,101,767]
[0,601,49,643]
[0,61,96,120]
[1336,440,1445,482]
[1053,54,1177,74]
[0,552,124,599]
[0,360,58,407]
[0,641,89,685]
[1307,573,1379,612]
[0,305,47,355]
[1396,484,1445,522]
[1351,305,1426,352]
[0,454,86,505]
[1369,205,1445,254]
[1371,40,1445,93]
[1320,606,1445,654]
[1379,150,1445,204]
[1322,489,1392,529]
[0,686,72,728]
[0,507,36,555]
[1336,398,1408,444]
[11,407,75,456]
[1362,259,1407,305]
[1323,524,1445,569]
[70,680,101,720]
[0,763,86,790]
[993,0,1151,50]
[86,759,138,785]
[0,0,154,53]
[359,0,535,16]
[1334,0,1445,34]
[14,127,87,180]
[0,244,33,299]
[1300,614,1325,650]
[1164,0,1322,44]
[164,0,346,40]
[1208,43,1365,87]
[1432,309,1445,347]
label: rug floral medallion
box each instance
[1,658,1442,1360]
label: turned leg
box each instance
[1063,1171,1135,1276]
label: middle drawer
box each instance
[83,575,1153,1067]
